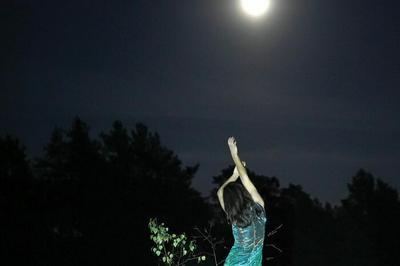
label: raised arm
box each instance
[217,169,239,213]
[227,137,264,208]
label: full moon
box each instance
[240,0,270,17]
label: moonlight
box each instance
[240,0,270,17]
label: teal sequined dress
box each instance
[224,203,267,266]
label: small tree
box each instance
[149,218,207,265]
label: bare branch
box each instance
[267,224,283,237]
[266,244,283,253]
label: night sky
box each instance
[2,0,400,205]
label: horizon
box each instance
[4,114,396,206]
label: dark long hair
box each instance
[222,182,263,228]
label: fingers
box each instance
[228,136,237,145]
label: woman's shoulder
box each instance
[253,202,265,213]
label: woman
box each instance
[217,137,267,265]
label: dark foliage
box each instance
[1,119,399,266]
[0,118,210,265]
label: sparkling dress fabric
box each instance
[224,203,267,266]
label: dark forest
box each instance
[1,117,400,265]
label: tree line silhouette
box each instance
[1,117,399,265]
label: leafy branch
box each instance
[148,218,207,265]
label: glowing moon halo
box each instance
[240,0,270,17]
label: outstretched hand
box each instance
[228,136,238,155]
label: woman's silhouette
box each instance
[217,137,267,265]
